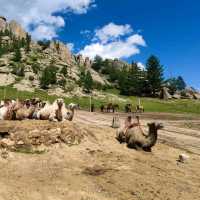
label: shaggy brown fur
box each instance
[116,122,163,151]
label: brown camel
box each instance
[116,122,163,151]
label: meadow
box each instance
[1,86,200,114]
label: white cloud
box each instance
[137,62,145,70]
[66,43,74,51]
[79,23,146,59]
[94,23,133,44]
[0,0,95,40]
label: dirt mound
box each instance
[0,121,85,153]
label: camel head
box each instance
[147,122,164,131]
[56,98,64,108]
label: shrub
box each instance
[31,63,41,74]
[40,65,58,89]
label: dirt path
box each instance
[0,111,200,200]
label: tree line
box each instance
[91,55,186,97]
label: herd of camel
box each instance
[0,97,163,151]
[0,98,77,122]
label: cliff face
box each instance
[0,16,7,32]
[8,20,27,39]
[0,17,26,39]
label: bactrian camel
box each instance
[116,122,163,151]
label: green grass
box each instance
[0,86,200,114]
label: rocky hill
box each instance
[0,16,109,97]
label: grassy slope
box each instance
[1,86,200,114]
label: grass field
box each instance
[1,86,200,114]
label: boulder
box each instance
[0,58,8,67]
[160,87,172,100]
[0,16,7,32]
[0,74,15,86]
[84,57,92,68]
[49,41,72,64]
[172,93,181,99]
[8,20,27,39]
[193,93,200,100]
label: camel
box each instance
[135,105,144,113]
[116,121,163,151]
[125,104,132,113]
[9,98,40,120]
[106,103,119,113]
[15,106,36,120]
[37,99,74,122]
[68,103,80,110]
[0,100,16,120]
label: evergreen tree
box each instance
[92,55,103,71]
[78,66,93,93]
[146,55,164,96]
[25,33,31,52]
[40,65,58,89]
[60,66,68,77]
[13,46,22,62]
[84,71,93,92]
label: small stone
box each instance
[178,154,189,163]
[17,140,25,145]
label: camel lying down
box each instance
[116,122,164,151]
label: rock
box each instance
[0,73,15,86]
[49,41,72,64]
[17,140,25,145]
[76,54,85,66]
[84,57,92,68]
[193,93,200,100]
[178,153,189,163]
[0,138,15,148]
[0,16,7,32]
[172,93,181,99]
[0,58,8,67]
[13,79,35,92]
[8,20,27,39]
[160,87,172,100]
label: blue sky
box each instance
[1,0,199,89]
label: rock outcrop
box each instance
[49,41,72,64]
[0,17,26,39]
[0,16,7,32]
[8,20,27,39]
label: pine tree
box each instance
[25,33,31,52]
[84,71,93,93]
[146,55,164,96]
[92,55,103,71]
[40,65,58,89]
[13,46,22,62]
[176,76,186,90]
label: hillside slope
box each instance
[0,16,109,97]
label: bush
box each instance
[60,66,68,76]
[31,63,41,74]
[57,78,66,88]
[40,66,58,89]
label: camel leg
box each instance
[143,146,152,152]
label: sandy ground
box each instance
[0,110,200,200]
